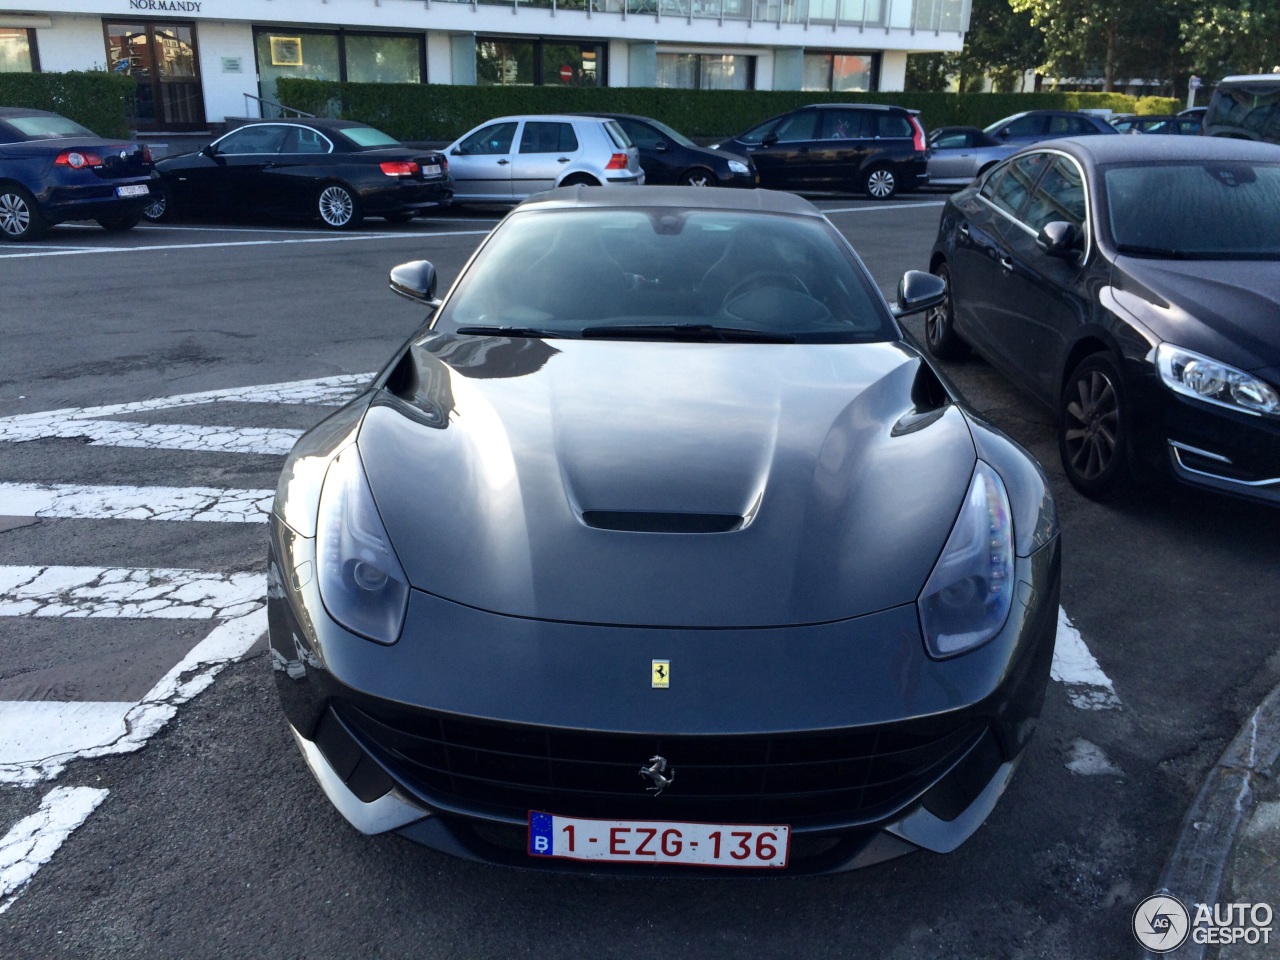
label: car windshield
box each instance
[647,119,697,149]
[6,115,96,139]
[1104,161,1280,259]
[341,126,399,147]
[436,208,895,343]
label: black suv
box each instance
[712,103,927,199]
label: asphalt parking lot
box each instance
[0,198,1277,959]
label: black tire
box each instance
[382,212,415,224]
[680,168,718,188]
[0,184,47,241]
[862,165,898,200]
[142,184,171,223]
[560,174,600,187]
[923,262,970,360]
[97,212,142,232]
[316,183,362,230]
[1057,352,1135,500]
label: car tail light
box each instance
[440,156,448,173]
[141,145,153,164]
[54,150,103,169]
[909,116,926,154]
[380,161,419,177]
[605,153,629,170]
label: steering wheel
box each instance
[722,272,810,303]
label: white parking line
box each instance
[0,228,491,259]
[1052,607,1122,710]
[0,565,263,619]
[0,482,272,523]
[0,786,109,914]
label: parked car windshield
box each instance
[1104,160,1280,258]
[437,208,895,343]
[5,114,96,140]
[646,118,697,149]
[340,126,400,148]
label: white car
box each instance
[445,114,643,202]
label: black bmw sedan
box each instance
[0,107,156,241]
[145,118,452,229]
[268,187,1060,875]
[927,136,1280,505]
[583,112,757,188]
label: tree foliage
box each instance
[1182,0,1280,79]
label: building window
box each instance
[477,38,605,87]
[656,53,754,91]
[0,28,38,72]
[802,52,879,92]
[253,29,425,110]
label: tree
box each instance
[1182,0,1280,79]
[905,0,1042,93]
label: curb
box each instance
[1142,679,1280,959]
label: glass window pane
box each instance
[1024,158,1086,232]
[541,43,604,87]
[802,54,833,91]
[218,125,288,154]
[255,32,340,108]
[819,110,864,140]
[702,54,750,90]
[281,126,332,153]
[477,40,534,86]
[152,25,196,78]
[460,121,518,155]
[656,52,698,89]
[986,153,1051,218]
[832,54,872,92]
[775,110,818,142]
[0,28,34,73]
[345,35,421,84]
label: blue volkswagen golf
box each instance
[0,107,157,241]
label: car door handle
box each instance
[958,223,970,239]
[557,157,571,163]
[999,257,1014,272]
[798,147,810,154]
[497,159,510,165]
[261,162,277,169]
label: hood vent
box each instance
[582,511,742,534]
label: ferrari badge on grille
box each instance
[651,659,670,689]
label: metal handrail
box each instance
[243,93,316,120]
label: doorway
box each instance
[104,21,206,132]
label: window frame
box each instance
[800,50,880,93]
[476,35,607,87]
[0,27,39,72]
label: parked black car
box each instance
[982,110,1120,147]
[927,136,1280,505]
[0,107,156,241]
[581,112,757,188]
[268,187,1060,874]
[712,103,928,199]
[145,118,452,229]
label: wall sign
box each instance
[127,0,203,11]
[270,36,303,67]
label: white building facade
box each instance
[1,0,969,131]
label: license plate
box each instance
[528,812,790,868]
[421,164,441,176]
[116,185,150,198]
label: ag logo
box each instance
[1133,893,1190,953]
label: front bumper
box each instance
[269,517,1059,874]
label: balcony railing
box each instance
[430,0,970,32]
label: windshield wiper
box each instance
[454,325,563,339]
[580,323,795,343]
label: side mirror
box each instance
[389,260,441,308]
[1036,221,1081,259]
[997,129,1010,140]
[891,270,946,319]
[761,132,779,147]
[200,143,217,158]
[450,146,463,156]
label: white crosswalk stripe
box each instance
[0,482,273,523]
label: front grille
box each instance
[335,701,985,828]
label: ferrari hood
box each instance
[357,333,978,628]
[1114,257,1280,372]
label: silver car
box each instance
[445,114,644,202]
[926,126,1018,189]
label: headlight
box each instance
[727,159,749,175]
[1155,343,1280,417]
[316,446,410,644]
[917,461,1014,659]
[708,142,722,150]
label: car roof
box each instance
[1025,135,1280,164]
[516,185,824,218]
[480,114,612,124]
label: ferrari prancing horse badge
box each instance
[651,659,670,689]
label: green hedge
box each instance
[1133,96,1184,116]
[277,79,1148,140]
[0,72,136,139]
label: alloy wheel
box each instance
[143,195,166,221]
[0,192,32,238]
[865,169,896,199]
[1062,369,1120,481]
[318,186,355,227]
[682,171,714,187]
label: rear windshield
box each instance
[1204,82,1280,143]
[436,208,895,343]
[604,120,632,150]
[4,115,96,140]
[340,126,400,147]
[1104,160,1280,258]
